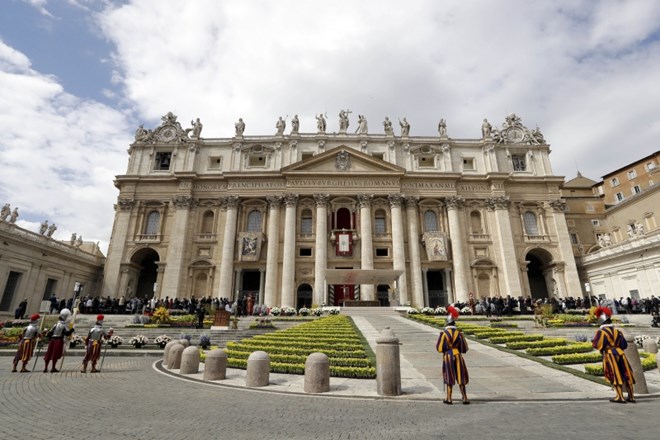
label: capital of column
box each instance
[404,195,419,209]
[219,195,240,210]
[548,199,566,212]
[117,198,136,211]
[267,195,283,209]
[284,194,299,207]
[388,193,404,208]
[444,195,465,210]
[357,194,373,208]
[313,193,330,207]
[171,195,197,210]
[485,196,510,211]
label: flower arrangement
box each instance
[634,335,650,348]
[69,334,85,348]
[283,307,297,316]
[151,307,171,324]
[270,307,281,316]
[199,334,211,349]
[406,308,420,315]
[129,335,149,347]
[460,306,472,315]
[179,333,192,342]
[328,308,340,315]
[574,334,589,343]
[434,306,447,315]
[250,317,274,329]
[298,307,310,316]
[420,307,435,315]
[108,335,124,347]
[154,335,172,348]
[311,308,323,317]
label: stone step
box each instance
[340,307,401,316]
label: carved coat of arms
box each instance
[335,151,351,171]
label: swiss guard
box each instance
[435,305,470,404]
[12,314,41,372]
[81,314,113,373]
[43,308,75,373]
[592,306,636,403]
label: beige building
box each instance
[102,112,581,308]
[0,216,105,318]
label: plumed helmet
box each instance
[596,306,612,324]
[59,308,72,321]
[96,314,105,322]
[446,305,460,324]
[30,313,40,322]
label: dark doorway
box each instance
[334,284,354,306]
[336,208,351,229]
[427,270,446,307]
[526,251,550,300]
[376,284,390,307]
[296,284,313,309]
[132,249,159,299]
[241,270,260,300]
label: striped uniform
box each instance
[436,326,469,386]
[14,324,39,363]
[592,325,635,387]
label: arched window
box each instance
[201,210,214,234]
[523,211,539,235]
[374,209,387,235]
[144,211,160,235]
[301,209,313,235]
[424,210,438,232]
[247,210,262,232]
[470,211,483,234]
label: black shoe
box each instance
[610,398,626,404]
[443,399,452,405]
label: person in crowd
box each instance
[12,314,41,372]
[592,306,635,403]
[436,305,470,404]
[43,308,75,373]
[81,315,113,373]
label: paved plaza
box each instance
[1,313,660,439]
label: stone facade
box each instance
[103,112,581,307]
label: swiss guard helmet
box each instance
[59,308,72,322]
[446,305,460,324]
[596,306,612,324]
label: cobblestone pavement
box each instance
[1,356,659,440]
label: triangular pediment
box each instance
[282,146,405,175]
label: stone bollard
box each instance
[246,351,270,387]
[304,352,330,393]
[168,343,185,370]
[180,346,201,375]
[162,341,179,367]
[642,339,658,354]
[203,349,228,381]
[179,339,191,348]
[624,335,648,394]
[376,327,401,396]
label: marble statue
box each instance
[75,236,83,247]
[235,118,245,136]
[438,118,447,137]
[291,115,300,134]
[0,203,10,222]
[635,221,645,237]
[383,117,394,136]
[481,119,492,138]
[39,220,49,235]
[356,115,368,134]
[275,116,286,136]
[399,117,410,137]
[134,124,152,142]
[316,113,327,133]
[531,126,545,144]
[70,233,77,245]
[339,110,351,132]
[9,207,18,223]
[46,223,57,238]
[190,118,203,138]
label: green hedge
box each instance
[490,334,544,344]
[506,339,567,350]
[584,353,656,376]
[224,349,371,367]
[526,342,594,356]
[225,358,376,378]
[552,352,602,365]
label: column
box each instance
[388,194,408,306]
[161,195,195,298]
[404,196,424,307]
[549,200,582,296]
[314,194,329,306]
[446,196,469,303]
[264,196,282,307]
[281,194,298,307]
[258,269,266,304]
[422,268,429,305]
[487,196,523,297]
[445,268,454,303]
[102,199,135,297]
[217,196,240,299]
[358,194,375,301]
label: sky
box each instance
[1,0,659,253]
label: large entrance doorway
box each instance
[132,248,159,299]
[241,270,260,300]
[296,284,313,309]
[376,284,390,306]
[334,284,354,306]
[526,249,552,300]
[426,270,446,307]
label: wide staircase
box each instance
[339,306,402,317]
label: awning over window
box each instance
[324,269,403,285]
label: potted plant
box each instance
[129,335,149,348]
[199,334,211,349]
[154,334,172,349]
[69,334,85,349]
[108,335,124,348]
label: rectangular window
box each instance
[375,248,389,257]
[615,192,624,202]
[208,156,222,169]
[591,219,600,227]
[374,217,386,235]
[371,153,384,160]
[646,162,656,171]
[585,204,595,213]
[43,278,58,300]
[418,155,435,168]
[301,152,314,160]
[570,233,579,244]
[299,248,312,257]
[512,155,526,171]
[300,217,313,235]
[567,219,575,226]
[632,185,642,195]
[0,271,22,311]
[154,152,172,170]
[627,169,637,180]
[610,177,620,187]
[248,155,266,167]
[462,158,475,171]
